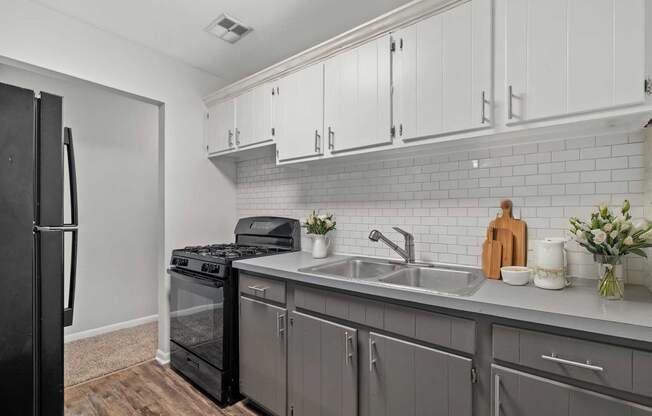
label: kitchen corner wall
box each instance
[238,130,652,286]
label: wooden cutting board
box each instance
[482,226,503,279]
[489,199,527,266]
[495,228,514,267]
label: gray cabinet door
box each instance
[492,365,652,416]
[289,311,357,416]
[239,296,287,416]
[369,332,472,416]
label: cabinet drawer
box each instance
[240,273,286,304]
[294,284,475,353]
[171,346,223,399]
[493,325,632,392]
[492,365,652,416]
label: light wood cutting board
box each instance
[482,226,503,279]
[489,199,527,267]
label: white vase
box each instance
[311,235,331,259]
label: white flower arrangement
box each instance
[302,211,336,235]
[569,200,652,258]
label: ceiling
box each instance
[33,0,414,82]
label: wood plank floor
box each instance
[64,360,265,416]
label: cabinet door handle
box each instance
[314,130,321,153]
[369,339,376,372]
[540,353,604,372]
[344,331,354,365]
[228,129,233,147]
[494,374,500,416]
[328,126,334,150]
[235,128,240,145]
[277,313,285,338]
[507,85,514,120]
[481,90,489,124]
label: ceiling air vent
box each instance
[205,14,252,44]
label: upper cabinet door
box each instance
[206,98,235,154]
[393,0,492,142]
[236,83,273,149]
[505,0,645,123]
[324,35,392,153]
[275,63,324,162]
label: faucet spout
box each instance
[368,228,415,263]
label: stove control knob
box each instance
[208,264,220,274]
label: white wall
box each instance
[0,0,238,360]
[0,63,161,337]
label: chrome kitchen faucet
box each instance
[368,227,415,263]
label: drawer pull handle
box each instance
[247,285,268,294]
[540,354,604,372]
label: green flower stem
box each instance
[598,263,624,300]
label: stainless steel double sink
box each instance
[298,257,485,297]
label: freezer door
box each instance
[36,92,65,415]
[0,82,37,415]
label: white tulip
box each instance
[610,230,618,239]
[624,236,634,246]
[633,218,649,232]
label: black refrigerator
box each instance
[0,82,79,415]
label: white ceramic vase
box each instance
[311,235,331,259]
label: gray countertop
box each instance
[233,251,652,344]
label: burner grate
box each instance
[181,244,284,260]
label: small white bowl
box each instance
[500,266,532,286]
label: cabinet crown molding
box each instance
[203,0,465,106]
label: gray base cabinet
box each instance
[239,296,287,416]
[369,332,473,416]
[492,365,652,416]
[289,311,358,416]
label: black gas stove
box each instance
[167,217,300,405]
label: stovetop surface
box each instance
[173,243,287,263]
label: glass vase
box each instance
[594,255,625,300]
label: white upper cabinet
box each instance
[505,0,645,123]
[274,63,325,162]
[393,0,493,142]
[206,98,235,154]
[235,83,273,148]
[324,34,392,153]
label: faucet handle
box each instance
[392,227,413,240]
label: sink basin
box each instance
[379,266,484,296]
[299,257,403,279]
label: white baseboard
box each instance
[64,314,158,343]
[156,349,170,365]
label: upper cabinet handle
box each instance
[328,126,334,150]
[228,129,233,147]
[314,130,321,153]
[481,91,489,124]
[507,85,514,120]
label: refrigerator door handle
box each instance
[62,127,79,327]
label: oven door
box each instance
[169,269,225,370]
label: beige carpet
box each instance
[64,321,158,387]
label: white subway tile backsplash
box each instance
[236,132,647,281]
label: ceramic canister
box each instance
[533,238,569,290]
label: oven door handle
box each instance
[167,269,224,288]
